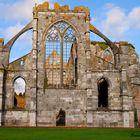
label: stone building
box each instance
[0,2,140,127]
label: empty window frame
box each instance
[103,49,113,62]
[98,78,109,108]
[13,77,26,108]
[45,21,77,88]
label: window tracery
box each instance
[45,21,77,88]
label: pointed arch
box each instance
[102,48,114,63]
[43,19,81,44]
[13,76,26,95]
[13,76,26,108]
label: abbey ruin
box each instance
[0,2,140,127]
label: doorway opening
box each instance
[98,78,109,108]
[56,108,66,126]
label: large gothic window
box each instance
[45,21,77,88]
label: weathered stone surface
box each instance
[0,2,139,127]
[0,112,2,126]
[4,111,29,126]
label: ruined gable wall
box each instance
[37,89,87,126]
[36,6,90,126]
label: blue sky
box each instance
[0,0,140,61]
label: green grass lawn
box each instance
[0,128,140,140]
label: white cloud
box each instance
[100,4,140,39]
[91,17,96,23]
[4,23,24,39]
[0,0,53,43]
[0,28,2,33]
[0,0,52,20]
[4,23,32,50]
[7,23,33,62]
[128,7,140,29]
[101,4,128,38]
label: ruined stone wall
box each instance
[35,69,134,127]
[36,9,90,126]
[91,71,121,109]
[0,69,4,126]
[4,111,30,126]
[127,50,140,125]
[3,53,35,126]
[0,2,139,127]
[87,43,135,127]
[0,39,4,126]
[37,89,87,126]
[36,10,89,88]
[91,71,134,127]
[117,43,140,126]
[87,70,121,127]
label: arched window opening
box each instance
[45,21,77,88]
[102,49,114,69]
[98,78,109,108]
[9,30,32,63]
[56,108,66,126]
[103,49,113,62]
[13,77,26,109]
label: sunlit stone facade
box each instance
[0,2,140,127]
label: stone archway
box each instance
[56,108,66,126]
[98,78,109,108]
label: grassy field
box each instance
[0,128,140,140]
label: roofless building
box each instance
[0,2,140,127]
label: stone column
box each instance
[120,45,129,68]
[85,18,94,126]
[128,64,140,127]
[121,69,134,127]
[0,39,4,126]
[0,68,4,126]
[29,14,38,126]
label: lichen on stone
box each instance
[91,41,109,50]
[118,41,135,52]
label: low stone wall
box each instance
[4,111,30,126]
[92,111,122,127]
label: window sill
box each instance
[96,107,110,111]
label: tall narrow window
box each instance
[98,78,109,108]
[14,77,26,108]
[45,21,77,88]
[46,26,60,87]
